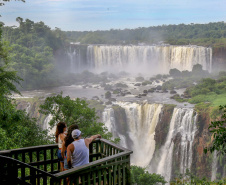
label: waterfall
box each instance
[103,101,163,167]
[102,107,127,147]
[156,108,197,182]
[25,102,31,113]
[102,103,198,181]
[43,114,56,135]
[211,151,217,181]
[83,45,212,73]
[67,46,83,72]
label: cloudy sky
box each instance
[1,0,226,31]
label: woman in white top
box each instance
[55,122,67,172]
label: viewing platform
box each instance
[0,138,132,185]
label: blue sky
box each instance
[1,0,226,31]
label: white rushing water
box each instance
[103,101,163,167]
[211,150,218,181]
[155,108,197,182]
[77,45,213,73]
[102,107,127,147]
[43,114,56,136]
[102,103,198,183]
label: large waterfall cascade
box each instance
[68,45,212,73]
[102,103,198,182]
[103,102,163,167]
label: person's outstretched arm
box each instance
[85,134,101,147]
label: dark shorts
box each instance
[57,149,64,162]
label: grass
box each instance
[188,93,226,107]
[211,93,226,106]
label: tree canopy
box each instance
[131,165,166,185]
[39,92,112,139]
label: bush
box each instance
[131,166,166,185]
[136,76,145,82]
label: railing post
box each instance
[126,157,131,185]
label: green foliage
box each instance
[0,97,51,150]
[2,19,66,90]
[131,165,166,185]
[115,82,128,88]
[105,91,111,99]
[0,27,22,96]
[0,25,51,150]
[136,76,145,82]
[171,169,226,185]
[39,92,112,139]
[65,22,226,49]
[162,67,226,105]
[185,72,226,105]
[169,68,181,78]
[204,105,226,155]
[0,0,25,7]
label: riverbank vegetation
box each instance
[160,64,226,107]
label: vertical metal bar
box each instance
[51,148,54,172]
[98,170,102,185]
[113,165,117,185]
[37,150,40,185]
[21,152,25,181]
[123,160,126,185]
[93,171,96,185]
[103,169,107,185]
[108,166,112,185]
[118,163,121,185]
[82,175,85,185]
[87,173,91,185]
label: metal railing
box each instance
[0,138,132,185]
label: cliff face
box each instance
[155,104,176,148]
[16,99,47,128]
[191,113,212,178]
[212,47,226,71]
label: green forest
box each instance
[65,22,226,47]
[1,18,67,89]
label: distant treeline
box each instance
[65,22,226,48]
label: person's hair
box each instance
[55,122,66,143]
[64,124,79,147]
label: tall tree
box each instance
[39,92,112,139]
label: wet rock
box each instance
[92,96,99,100]
[134,83,141,86]
[156,85,162,90]
[110,98,116,102]
[170,90,177,94]
[105,101,112,105]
